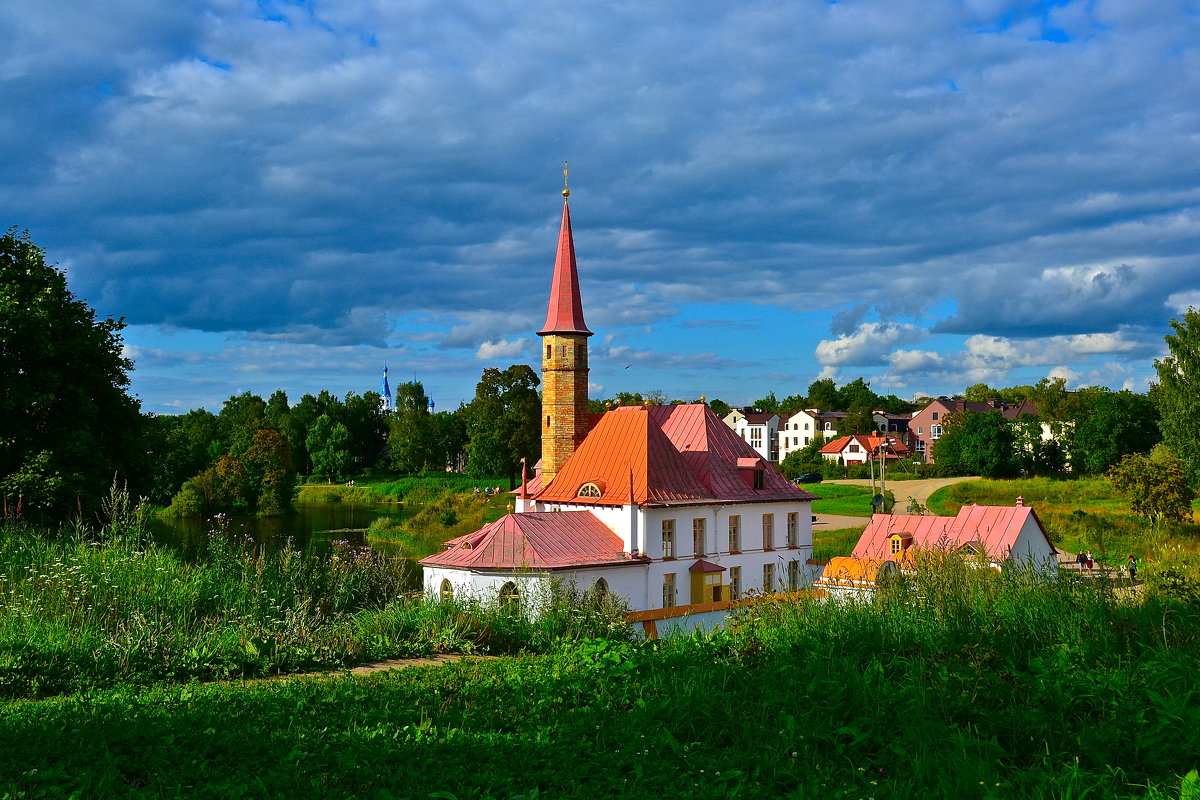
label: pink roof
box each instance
[538,201,592,337]
[851,505,1055,561]
[535,403,816,506]
[419,511,634,571]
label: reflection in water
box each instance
[146,503,413,558]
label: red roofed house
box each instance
[421,185,817,612]
[818,434,911,465]
[909,397,1037,463]
[848,498,1058,576]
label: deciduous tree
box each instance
[1153,308,1200,486]
[0,230,143,515]
[1108,449,1195,529]
[465,365,540,485]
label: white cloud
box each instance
[815,323,929,366]
[475,339,527,360]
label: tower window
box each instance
[546,344,552,359]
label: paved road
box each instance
[810,476,979,531]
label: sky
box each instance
[3,0,1199,415]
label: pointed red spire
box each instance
[538,199,592,337]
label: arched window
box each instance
[498,581,520,607]
[578,482,602,498]
[439,579,454,601]
[594,577,609,593]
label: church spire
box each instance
[539,164,592,486]
[538,163,592,337]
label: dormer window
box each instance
[753,468,765,489]
[577,482,603,498]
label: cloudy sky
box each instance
[4,0,1198,414]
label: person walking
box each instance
[1127,555,1138,583]
[1085,550,1094,572]
[1076,550,1087,572]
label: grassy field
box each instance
[3,565,1199,798]
[297,474,509,505]
[808,482,876,516]
[0,523,628,697]
[926,476,1200,570]
[811,525,866,562]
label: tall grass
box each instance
[3,565,1198,797]
[0,520,629,697]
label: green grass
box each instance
[926,476,1200,571]
[811,524,866,561]
[0,522,629,697]
[298,474,510,505]
[809,483,875,516]
[3,568,1199,798]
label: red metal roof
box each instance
[535,403,816,506]
[819,434,911,457]
[537,200,592,337]
[419,511,634,570]
[851,505,1055,561]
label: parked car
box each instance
[795,473,823,484]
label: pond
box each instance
[145,502,413,557]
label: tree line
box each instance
[3,228,1199,522]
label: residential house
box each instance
[723,409,780,462]
[818,434,911,465]
[908,397,1037,463]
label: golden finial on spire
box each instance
[562,160,570,199]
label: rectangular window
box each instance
[891,537,902,555]
[662,573,676,609]
[762,514,775,550]
[787,512,799,547]
[788,559,800,590]
[849,444,860,453]
[931,425,942,439]
[763,563,775,594]
[661,519,675,559]
[932,411,939,421]
[804,437,810,445]
[730,566,742,600]
[728,515,741,552]
[753,469,765,489]
[750,430,762,448]
[917,426,923,435]
[692,518,706,556]
[916,440,926,452]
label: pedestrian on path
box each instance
[1086,550,1094,571]
[1127,555,1138,582]
[1076,550,1087,571]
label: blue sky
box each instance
[3,0,1199,413]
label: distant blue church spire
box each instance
[380,364,393,412]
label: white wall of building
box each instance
[425,498,815,612]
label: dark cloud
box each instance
[2,0,1198,410]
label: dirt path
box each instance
[811,476,979,531]
[823,476,979,505]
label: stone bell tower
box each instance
[538,168,592,486]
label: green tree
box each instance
[244,428,295,516]
[1153,308,1200,486]
[837,404,877,436]
[707,398,732,417]
[963,383,998,402]
[836,378,879,411]
[751,391,781,414]
[1068,389,1159,475]
[307,415,352,482]
[0,229,143,515]
[805,378,839,411]
[1108,449,1195,529]
[932,411,1017,478]
[388,381,436,474]
[465,365,540,485]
